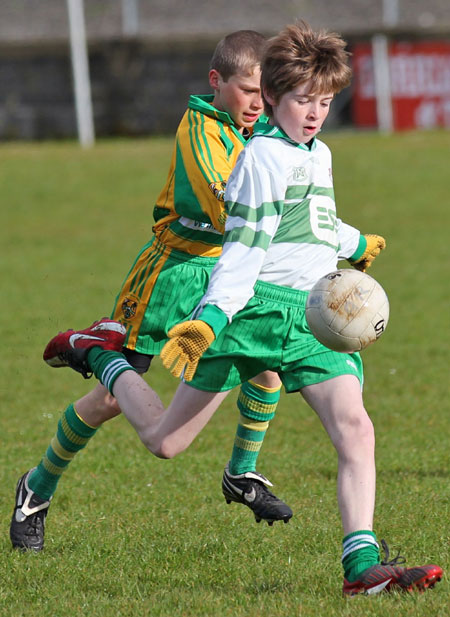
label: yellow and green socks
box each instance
[28,404,98,501]
[27,350,137,501]
[228,380,281,475]
[342,530,381,582]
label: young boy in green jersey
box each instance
[10,30,292,553]
[40,22,442,595]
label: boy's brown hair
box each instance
[210,30,266,81]
[261,21,352,116]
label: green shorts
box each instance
[111,236,218,355]
[189,280,364,393]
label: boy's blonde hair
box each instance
[262,21,352,116]
[210,30,266,81]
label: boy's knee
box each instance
[76,388,122,426]
[96,393,121,422]
[153,440,177,460]
[343,410,375,450]
[252,371,282,389]
[358,412,374,440]
[139,431,184,460]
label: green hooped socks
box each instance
[342,530,381,582]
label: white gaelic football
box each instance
[305,269,389,353]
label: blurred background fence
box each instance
[1,0,449,142]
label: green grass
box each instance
[0,132,449,616]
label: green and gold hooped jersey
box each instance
[152,94,248,257]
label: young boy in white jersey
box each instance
[37,23,442,595]
[10,30,292,554]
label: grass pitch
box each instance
[0,131,449,616]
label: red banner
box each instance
[353,40,450,129]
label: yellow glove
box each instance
[160,320,215,381]
[352,234,386,272]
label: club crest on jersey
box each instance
[208,181,227,201]
[121,296,138,319]
[293,166,307,181]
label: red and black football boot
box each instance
[343,540,443,596]
[43,318,126,378]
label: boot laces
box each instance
[380,539,406,566]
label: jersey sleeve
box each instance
[197,147,286,323]
[176,110,243,233]
[336,220,361,260]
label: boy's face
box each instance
[265,81,334,143]
[209,67,264,131]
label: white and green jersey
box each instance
[197,123,361,327]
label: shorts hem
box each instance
[282,370,363,393]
